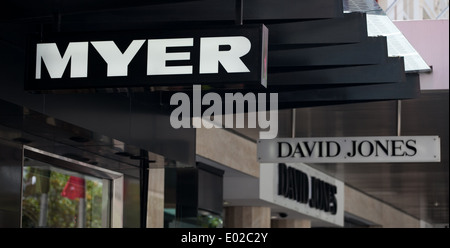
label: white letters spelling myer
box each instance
[35,37,251,79]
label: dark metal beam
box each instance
[267,13,368,46]
[268,57,406,86]
[275,73,421,109]
[0,0,345,23]
[269,37,388,67]
[139,149,150,228]
[244,0,344,21]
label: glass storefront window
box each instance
[21,157,111,228]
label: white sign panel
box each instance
[258,136,441,163]
[260,163,345,227]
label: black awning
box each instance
[2,0,419,108]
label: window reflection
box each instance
[22,157,110,228]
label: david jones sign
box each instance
[26,25,268,91]
[258,136,441,163]
[278,163,338,215]
[259,162,345,227]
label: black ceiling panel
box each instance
[0,0,344,24]
[275,73,421,109]
[0,0,201,22]
[268,57,406,86]
[269,37,388,67]
[267,13,368,46]
[244,0,344,21]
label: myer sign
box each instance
[26,25,268,91]
[260,163,345,227]
[258,136,441,163]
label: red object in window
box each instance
[61,176,85,200]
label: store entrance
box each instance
[21,147,123,228]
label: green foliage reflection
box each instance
[22,165,106,228]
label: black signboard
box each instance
[26,25,268,92]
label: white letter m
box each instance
[36,42,88,79]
